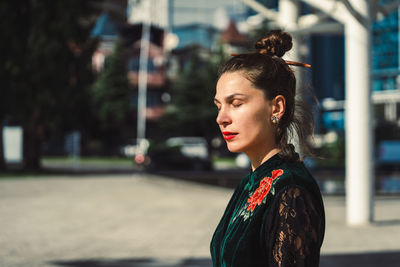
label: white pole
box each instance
[279,0,304,94]
[279,0,299,29]
[345,0,374,225]
[279,0,300,59]
[136,0,151,155]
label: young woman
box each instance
[210,30,325,267]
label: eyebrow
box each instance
[214,93,247,104]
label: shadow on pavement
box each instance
[50,251,400,267]
[372,219,400,226]
[320,250,400,267]
[50,257,212,267]
[149,169,247,189]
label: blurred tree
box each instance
[161,45,227,144]
[0,0,101,170]
[91,38,133,155]
[315,134,345,169]
[92,39,132,127]
[0,1,30,170]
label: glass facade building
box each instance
[372,5,399,92]
[312,3,400,131]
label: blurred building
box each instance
[91,0,170,122]
[127,0,169,28]
[168,1,249,79]
[91,0,127,72]
[308,3,400,134]
[173,23,217,50]
[220,20,249,54]
[371,5,400,127]
[121,23,168,121]
[311,34,346,132]
[92,0,400,147]
[91,13,119,73]
[171,0,248,50]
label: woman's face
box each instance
[214,72,277,156]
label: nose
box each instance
[216,107,232,126]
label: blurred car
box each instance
[120,139,149,158]
[145,137,213,171]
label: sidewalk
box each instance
[0,173,399,267]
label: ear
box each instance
[271,95,286,119]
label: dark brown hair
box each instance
[219,30,314,162]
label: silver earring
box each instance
[271,115,279,124]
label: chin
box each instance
[226,143,245,153]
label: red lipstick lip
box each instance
[222,131,238,140]
[222,131,237,135]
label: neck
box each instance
[248,147,281,171]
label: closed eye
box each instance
[231,100,243,108]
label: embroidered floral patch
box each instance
[247,169,284,212]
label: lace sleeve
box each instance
[266,186,325,267]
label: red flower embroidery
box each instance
[247,169,284,212]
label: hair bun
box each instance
[255,30,293,58]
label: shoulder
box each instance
[273,160,320,195]
[271,160,325,213]
[263,166,326,240]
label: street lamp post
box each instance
[128,0,152,157]
[136,20,151,156]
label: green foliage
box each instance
[161,46,228,139]
[0,0,101,169]
[91,39,132,127]
[314,135,345,168]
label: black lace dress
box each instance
[210,153,325,267]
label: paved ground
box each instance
[0,173,399,267]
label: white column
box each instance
[279,0,300,62]
[279,0,306,95]
[345,0,374,225]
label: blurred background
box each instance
[1,0,400,266]
[1,0,400,182]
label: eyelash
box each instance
[232,103,242,108]
[231,100,243,107]
[215,101,243,110]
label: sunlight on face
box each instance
[214,72,277,158]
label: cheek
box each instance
[250,112,276,147]
[232,110,271,146]
[247,108,271,131]
[233,101,272,133]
